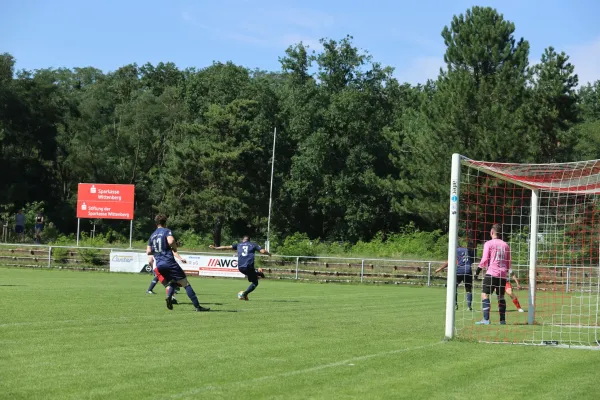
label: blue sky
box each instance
[1,0,599,85]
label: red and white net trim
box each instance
[462,157,600,194]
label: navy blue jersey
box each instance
[232,241,262,268]
[148,227,176,268]
[456,247,474,275]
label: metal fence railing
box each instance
[0,242,448,286]
[2,242,594,291]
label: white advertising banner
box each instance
[109,251,149,273]
[180,253,244,278]
[109,251,244,278]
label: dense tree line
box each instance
[1,6,599,243]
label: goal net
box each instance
[445,154,600,349]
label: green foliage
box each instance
[273,225,448,259]
[276,232,318,257]
[177,230,213,249]
[0,203,14,226]
[77,234,108,266]
[0,6,598,248]
[350,225,448,259]
[50,236,72,264]
[524,47,580,162]
[41,222,59,243]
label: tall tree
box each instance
[575,81,600,159]
[0,57,64,210]
[397,6,530,228]
[525,47,579,162]
[281,37,405,240]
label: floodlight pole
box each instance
[266,127,276,252]
[528,189,539,325]
[129,219,133,249]
[445,153,461,340]
[76,218,80,247]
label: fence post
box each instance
[361,260,364,283]
[566,267,570,293]
[427,262,431,287]
[295,257,299,280]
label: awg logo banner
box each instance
[182,254,244,278]
[77,183,135,220]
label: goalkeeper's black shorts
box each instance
[482,275,506,296]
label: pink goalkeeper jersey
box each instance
[479,238,511,278]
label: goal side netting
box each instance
[445,154,600,349]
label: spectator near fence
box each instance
[34,212,44,244]
[15,210,25,242]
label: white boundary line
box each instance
[162,341,444,399]
[0,315,158,328]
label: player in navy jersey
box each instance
[435,240,475,310]
[147,214,209,312]
[210,235,271,300]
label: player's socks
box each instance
[499,298,507,322]
[166,285,175,299]
[512,297,522,309]
[165,285,176,310]
[184,285,201,308]
[482,298,491,321]
[147,276,159,292]
[245,282,258,295]
[467,293,473,309]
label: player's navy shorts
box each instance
[157,263,187,284]
[482,275,507,296]
[15,225,24,234]
[456,272,473,290]
[238,263,258,283]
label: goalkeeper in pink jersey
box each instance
[476,223,511,325]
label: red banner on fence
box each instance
[77,184,135,220]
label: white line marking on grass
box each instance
[0,315,157,328]
[164,341,444,399]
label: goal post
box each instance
[446,154,600,349]
[528,189,539,326]
[444,153,461,340]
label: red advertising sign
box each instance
[77,183,135,220]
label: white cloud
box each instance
[567,36,600,86]
[227,33,271,47]
[181,11,195,22]
[275,8,336,31]
[181,4,337,51]
[395,56,445,85]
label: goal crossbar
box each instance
[461,155,600,194]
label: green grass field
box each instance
[1,268,600,400]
